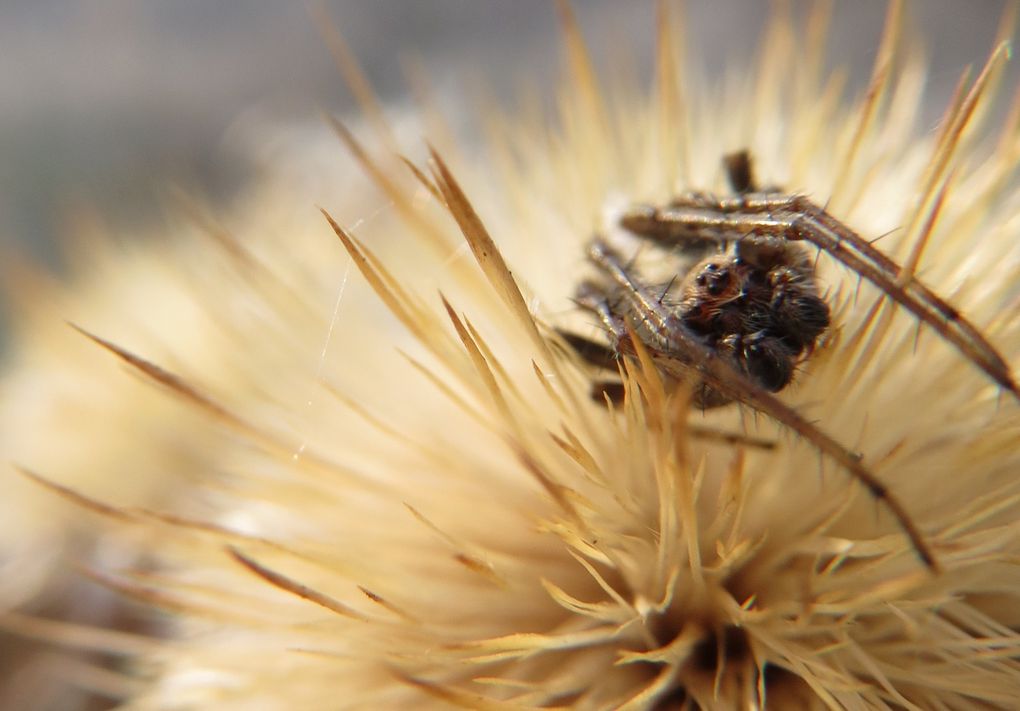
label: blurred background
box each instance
[0,0,1012,273]
[0,2,1014,709]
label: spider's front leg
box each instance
[563,281,649,406]
[572,244,730,409]
[774,202,1019,400]
[623,190,1019,401]
[581,238,938,571]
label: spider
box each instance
[561,150,1020,572]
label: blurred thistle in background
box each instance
[2,1,1020,709]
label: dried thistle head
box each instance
[8,2,1020,709]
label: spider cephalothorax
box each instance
[674,236,830,395]
[561,150,1020,571]
[567,151,835,408]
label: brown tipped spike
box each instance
[67,323,240,426]
[15,466,132,522]
[399,154,444,206]
[358,586,419,623]
[228,547,367,621]
[320,208,428,345]
[324,116,451,254]
[899,170,952,283]
[439,293,511,421]
[427,147,549,360]
[70,321,373,484]
[907,42,1012,245]
[0,612,157,657]
[830,0,903,205]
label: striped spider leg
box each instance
[567,235,937,570]
[556,151,1001,571]
[621,152,1019,402]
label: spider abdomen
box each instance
[723,332,796,392]
[674,249,828,395]
[770,288,830,353]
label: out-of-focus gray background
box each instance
[0,4,1012,709]
[0,0,1012,267]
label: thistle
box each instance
[7,2,1020,708]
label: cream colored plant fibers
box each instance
[8,2,1020,709]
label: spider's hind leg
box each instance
[777,199,1020,400]
[585,239,937,570]
[618,205,735,254]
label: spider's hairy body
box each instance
[578,234,829,406]
[621,189,1019,401]
[677,239,829,395]
[563,150,1017,571]
[575,152,839,408]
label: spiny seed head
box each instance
[7,3,1020,709]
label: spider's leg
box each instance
[643,195,1019,399]
[620,203,737,251]
[573,277,630,346]
[733,194,1016,395]
[587,239,685,342]
[558,332,775,440]
[588,236,936,568]
[776,207,1019,399]
[645,333,939,572]
[789,196,1017,394]
[570,285,637,407]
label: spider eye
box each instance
[704,268,731,296]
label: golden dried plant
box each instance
[5,2,1020,709]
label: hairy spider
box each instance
[561,150,1020,572]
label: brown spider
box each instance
[561,151,1020,572]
